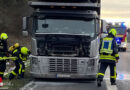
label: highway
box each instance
[116,43,130,90]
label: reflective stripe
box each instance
[19,54,27,61]
[0,72,4,74]
[22,69,25,72]
[110,66,116,80]
[100,54,116,60]
[8,57,17,61]
[0,57,8,60]
[19,64,22,75]
[13,49,18,54]
[116,35,123,37]
[115,54,119,57]
[11,71,17,76]
[110,76,115,78]
[100,37,113,54]
[97,73,104,76]
[114,66,116,80]
[0,57,17,61]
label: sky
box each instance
[101,0,130,28]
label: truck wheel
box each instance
[123,48,126,52]
[118,48,121,52]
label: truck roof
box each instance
[28,1,100,15]
[29,1,100,7]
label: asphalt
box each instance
[20,79,107,90]
[116,43,130,90]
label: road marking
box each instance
[104,68,118,90]
[19,81,34,90]
[105,80,118,90]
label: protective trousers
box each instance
[97,62,116,83]
[9,60,25,80]
[18,61,25,78]
[0,60,6,79]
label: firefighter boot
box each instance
[111,82,116,85]
[9,73,15,80]
[97,79,102,87]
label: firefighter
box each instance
[9,46,30,80]
[0,33,8,79]
[9,43,20,54]
[97,28,119,87]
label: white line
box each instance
[105,80,118,90]
[19,81,34,90]
[32,84,38,90]
[105,68,118,90]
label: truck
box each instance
[22,0,101,79]
[100,20,108,38]
[108,22,128,51]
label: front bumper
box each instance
[118,42,127,49]
[29,56,98,79]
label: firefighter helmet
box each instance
[109,28,117,37]
[14,43,20,48]
[21,47,29,55]
[0,33,8,40]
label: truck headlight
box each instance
[87,59,95,67]
[31,57,38,65]
[121,42,127,47]
[37,48,46,55]
[87,59,95,71]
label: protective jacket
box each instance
[0,39,8,57]
[0,39,8,78]
[99,34,119,63]
[9,47,29,80]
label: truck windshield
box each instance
[36,19,95,37]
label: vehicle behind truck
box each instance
[22,0,101,79]
[108,22,128,51]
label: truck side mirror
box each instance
[22,17,29,36]
[101,20,107,33]
[22,31,28,37]
[100,19,108,38]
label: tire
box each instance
[118,48,121,52]
[123,48,126,52]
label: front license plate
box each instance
[57,74,71,78]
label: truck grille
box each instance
[48,45,79,56]
[49,58,77,73]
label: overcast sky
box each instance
[101,0,130,27]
